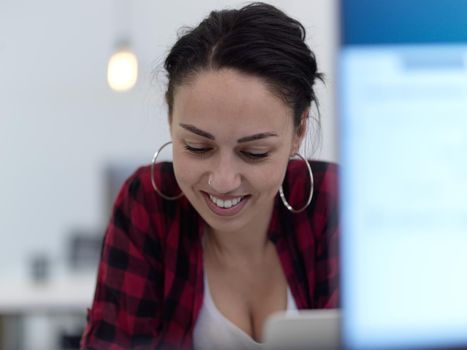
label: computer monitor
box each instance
[339,1,467,349]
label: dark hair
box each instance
[164,2,323,129]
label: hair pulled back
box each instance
[164,2,323,129]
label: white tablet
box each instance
[263,309,341,350]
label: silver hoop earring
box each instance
[150,141,183,200]
[279,153,314,213]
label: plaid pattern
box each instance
[80,160,339,350]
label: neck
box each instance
[204,200,275,263]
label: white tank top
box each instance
[193,273,298,350]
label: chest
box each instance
[203,249,289,342]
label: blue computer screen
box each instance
[339,1,467,349]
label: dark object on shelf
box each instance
[30,253,50,284]
[67,232,102,271]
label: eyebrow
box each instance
[179,123,214,140]
[237,132,278,143]
[179,123,278,143]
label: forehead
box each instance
[171,69,294,136]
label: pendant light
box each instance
[107,0,138,92]
[107,41,138,92]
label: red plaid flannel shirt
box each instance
[80,160,339,350]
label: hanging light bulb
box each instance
[107,44,138,92]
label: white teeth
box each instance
[209,194,243,209]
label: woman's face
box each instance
[170,68,303,234]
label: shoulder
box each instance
[113,164,161,224]
[310,160,338,201]
[117,162,177,201]
[287,159,338,180]
[286,159,338,202]
[112,162,191,240]
[116,162,183,208]
[282,159,339,238]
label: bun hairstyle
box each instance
[164,2,323,130]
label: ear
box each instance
[291,108,309,155]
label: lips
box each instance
[202,192,249,216]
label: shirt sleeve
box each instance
[80,169,164,350]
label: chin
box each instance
[205,218,252,235]
[192,197,252,234]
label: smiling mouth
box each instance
[208,194,245,209]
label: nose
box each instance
[208,152,241,194]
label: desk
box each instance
[0,274,95,313]
[0,273,96,350]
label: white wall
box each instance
[0,0,338,282]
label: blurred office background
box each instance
[0,0,338,349]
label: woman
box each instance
[81,2,338,349]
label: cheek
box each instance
[172,150,189,186]
[251,159,289,195]
[172,149,203,191]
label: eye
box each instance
[240,151,269,160]
[184,144,212,154]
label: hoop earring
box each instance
[150,141,184,200]
[279,153,314,213]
